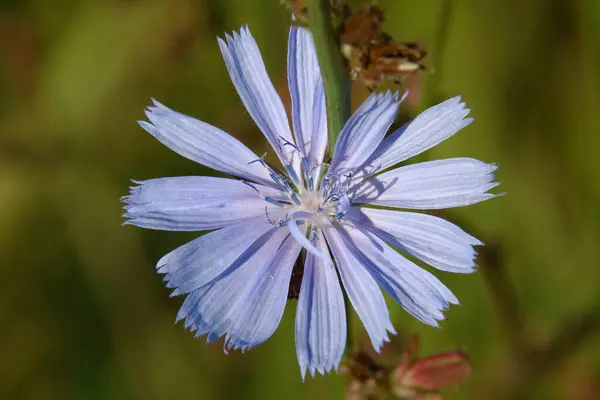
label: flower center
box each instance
[243,147,356,262]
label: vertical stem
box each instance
[306,0,350,158]
[425,0,455,104]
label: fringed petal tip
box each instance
[331,224,461,330]
[351,95,479,182]
[300,363,341,381]
[167,287,182,298]
[217,23,297,170]
[355,157,502,210]
[219,24,250,43]
[353,90,400,115]
[120,180,144,206]
[331,89,402,174]
[288,23,327,164]
[169,229,297,358]
[372,89,402,106]
[140,99,172,126]
[295,230,347,379]
[399,90,409,103]
[138,96,276,185]
[172,319,269,357]
[144,97,164,111]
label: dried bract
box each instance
[340,5,428,90]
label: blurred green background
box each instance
[1,0,600,399]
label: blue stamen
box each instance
[241,180,261,193]
[265,197,287,207]
[242,180,287,207]
[247,153,299,201]
[265,207,289,227]
[279,136,299,152]
[278,137,301,185]
[320,193,340,210]
[264,206,276,225]
[348,189,357,204]
[270,172,289,191]
[289,191,301,206]
[302,157,313,191]
[285,164,300,185]
[247,153,268,167]
[315,172,353,221]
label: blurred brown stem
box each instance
[526,303,600,376]
[480,240,600,397]
[480,242,526,352]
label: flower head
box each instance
[123,25,500,379]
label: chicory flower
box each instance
[123,25,499,378]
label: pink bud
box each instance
[398,351,472,390]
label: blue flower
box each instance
[123,25,500,379]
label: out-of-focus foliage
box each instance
[1,0,599,399]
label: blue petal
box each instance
[354,157,500,209]
[295,229,346,379]
[123,176,287,231]
[176,228,294,351]
[158,215,283,295]
[140,100,273,186]
[323,226,394,352]
[218,26,298,173]
[332,224,458,327]
[226,233,302,351]
[329,91,401,176]
[287,25,327,166]
[353,96,473,181]
[346,207,482,273]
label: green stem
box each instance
[425,0,455,105]
[307,0,350,158]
